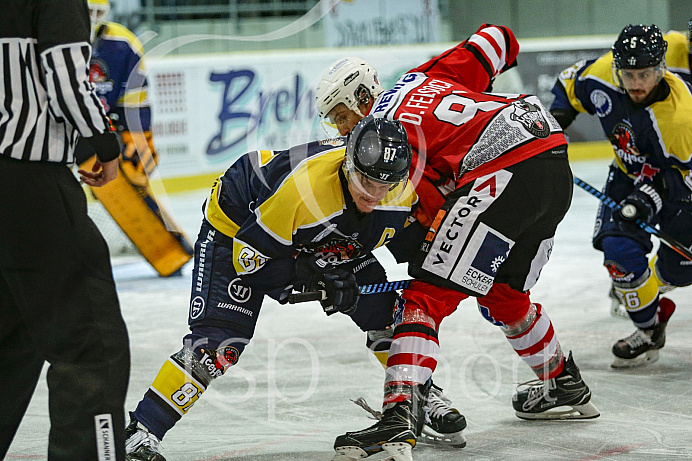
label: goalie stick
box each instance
[573,176,692,261]
[287,279,412,304]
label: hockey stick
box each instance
[573,176,692,261]
[287,279,412,304]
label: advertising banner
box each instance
[145,38,614,180]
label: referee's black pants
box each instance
[0,156,130,460]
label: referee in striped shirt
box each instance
[0,1,130,460]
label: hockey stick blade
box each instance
[287,279,413,304]
[573,176,692,261]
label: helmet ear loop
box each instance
[353,86,372,118]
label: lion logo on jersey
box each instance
[509,100,550,138]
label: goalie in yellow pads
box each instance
[76,0,192,276]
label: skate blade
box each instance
[611,349,660,368]
[332,446,368,460]
[515,400,600,420]
[332,442,413,461]
[419,426,466,448]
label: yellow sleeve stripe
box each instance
[205,178,241,238]
[254,148,346,245]
[149,359,206,416]
[118,88,149,107]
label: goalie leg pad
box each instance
[80,155,192,276]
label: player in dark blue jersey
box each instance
[123,117,419,461]
[551,24,692,368]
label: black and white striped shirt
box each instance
[0,0,119,165]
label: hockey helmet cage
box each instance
[88,0,110,41]
[345,115,412,186]
[315,57,384,119]
[612,24,667,69]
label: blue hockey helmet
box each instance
[612,24,667,69]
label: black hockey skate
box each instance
[420,384,467,448]
[125,414,166,461]
[611,297,675,368]
[333,399,419,461]
[513,352,600,420]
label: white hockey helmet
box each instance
[88,0,110,41]
[315,57,384,119]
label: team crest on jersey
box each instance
[590,89,612,117]
[89,58,114,96]
[609,123,645,166]
[509,100,550,138]
[307,237,362,265]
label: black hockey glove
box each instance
[310,267,360,316]
[294,254,360,315]
[615,183,663,234]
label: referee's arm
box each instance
[37,0,121,179]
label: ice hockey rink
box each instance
[7,158,692,461]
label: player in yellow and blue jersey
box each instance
[550,24,692,368]
[123,116,418,461]
[75,0,193,276]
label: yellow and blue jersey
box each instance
[664,31,691,86]
[203,138,418,277]
[551,51,692,201]
[90,21,150,131]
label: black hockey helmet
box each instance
[612,24,667,69]
[345,115,412,185]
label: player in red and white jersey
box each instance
[316,24,600,461]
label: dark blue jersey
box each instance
[90,22,151,131]
[551,51,692,201]
[203,138,418,278]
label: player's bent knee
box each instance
[477,283,531,326]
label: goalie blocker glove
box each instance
[616,183,663,233]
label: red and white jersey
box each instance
[370,24,567,223]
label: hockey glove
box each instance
[615,183,663,234]
[310,267,360,316]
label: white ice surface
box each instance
[7,160,692,461]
